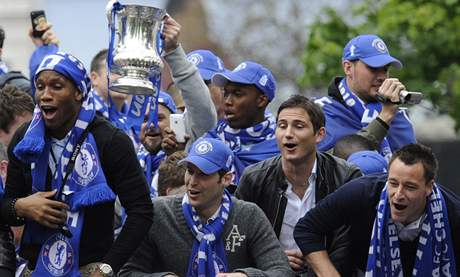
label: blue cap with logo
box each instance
[347,150,388,175]
[342,34,402,69]
[212,61,276,101]
[158,91,177,114]
[179,138,234,175]
[186,50,226,81]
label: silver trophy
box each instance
[108,4,165,95]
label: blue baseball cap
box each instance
[186,50,226,81]
[212,61,276,101]
[342,34,402,69]
[158,91,177,114]
[179,138,234,175]
[347,150,388,175]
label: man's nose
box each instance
[224,93,233,105]
[284,125,294,138]
[38,87,52,102]
[394,185,405,199]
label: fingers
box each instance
[18,191,70,228]
[161,16,181,53]
[378,78,406,103]
[285,250,306,270]
[38,189,58,198]
[161,130,179,155]
[33,200,68,229]
[41,29,59,46]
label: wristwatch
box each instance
[97,263,113,277]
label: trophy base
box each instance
[110,77,156,95]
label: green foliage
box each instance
[299,0,460,131]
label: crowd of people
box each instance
[0,8,459,277]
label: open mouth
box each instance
[284,143,297,150]
[188,189,201,198]
[393,203,407,211]
[145,126,161,137]
[224,111,236,120]
[41,106,57,118]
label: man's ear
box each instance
[74,89,83,102]
[89,71,98,83]
[315,127,326,144]
[222,171,233,188]
[342,60,353,78]
[257,94,269,108]
[425,179,434,197]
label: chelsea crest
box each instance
[41,233,74,276]
[72,142,99,186]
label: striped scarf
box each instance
[183,190,232,277]
[366,184,457,276]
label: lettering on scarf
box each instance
[388,223,401,271]
[130,95,146,117]
[225,225,246,252]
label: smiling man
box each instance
[294,143,460,276]
[205,61,279,185]
[137,91,177,198]
[119,137,294,277]
[314,34,416,158]
[236,95,361,275]
[1,52,153,277]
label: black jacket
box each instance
[294,173,460,276]
[0,225,15,276]
[2,115,153,273]
[236,152,362,276]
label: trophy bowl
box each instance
[110,5,165,95]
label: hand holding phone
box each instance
[170,114,186,143]
[30,10,47,38]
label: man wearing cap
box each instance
[186,49,227,120]
[236,95,361,276]
[205,61,279,185]
[137,91,178,198]
[2,51,152,277]
[119,137,294,277]
[294,143,460,276]
[333,134,388,175]
[314,34,416,158]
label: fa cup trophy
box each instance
[107,4,165,95]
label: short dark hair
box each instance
[0,26,5,48]
[389,143,438,183]
[276,95,325,133]
[158,151,187,196]
[90,49,108,74]
[333,134,379,160]
[0,85,34,133]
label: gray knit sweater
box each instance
[118,196,294,277]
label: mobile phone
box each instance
[170,114,186,143]
[30,10,47,38]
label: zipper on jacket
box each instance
[273,191,284,228]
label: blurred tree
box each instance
[299,0,460,131]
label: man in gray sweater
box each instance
[119,138,294,277]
